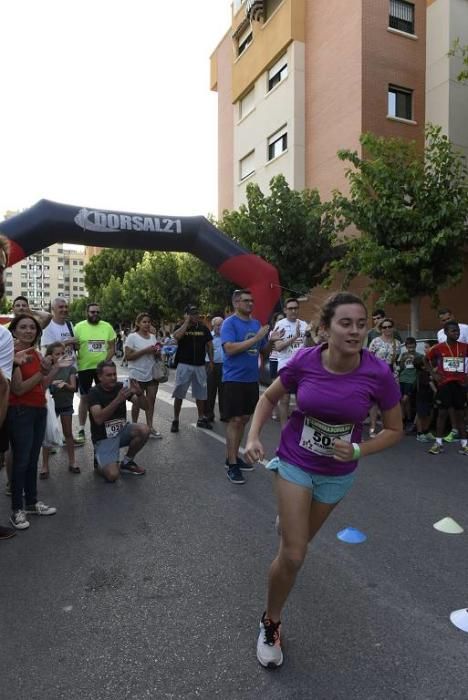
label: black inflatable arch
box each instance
[1,200,280,323]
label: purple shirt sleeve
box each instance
[277,346,307,392]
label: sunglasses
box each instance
[381,325,393,329]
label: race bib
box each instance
[88,340,106,353]
[404,359,414,369]
[442,357,464,373]
[104,419,126,439]
[300,416,354,456]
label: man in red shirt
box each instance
[427,321,468,455]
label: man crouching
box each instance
[88,361,150,481]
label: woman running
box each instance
[245,292,402,668]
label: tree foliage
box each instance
[329,126,468,322]
[449,39,468,82]
[84,248,144,300]
[218,174,337,296]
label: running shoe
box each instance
[458,445,468,456]
[74,429,86,444]
[226,466,245,484]
[443,430,458,443]
[224,457,254,472]
[120,460,145,476]
[257,612,283,668]
[149,429,163,439]
[428,443,443,455]
[25,501,57,516]
[0,525,16,540]
[10,510,30,530]
[170,420,179,433]
[196,417,213,430]
[416,433,432,443]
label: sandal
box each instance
[39,471,49,480]
[68,465,81,474]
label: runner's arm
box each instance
[333,403,403,462]
[244,378,288,462]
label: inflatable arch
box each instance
[0,200,280,323]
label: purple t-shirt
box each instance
[277,345,400,476]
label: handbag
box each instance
[152,359,169,383]
[44,389,63,447]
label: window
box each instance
[58,284,64,289]
[79,261,84,265]
[239,151,255,181]
[268,126,288,161]
[237,27,252,56]
[389,0,414,34]
[73,260,78,265]
[239,88,255,120]
[267,54,288,92]
[73,286,78,291]
[73,277,78,282]
[388,85,413,120]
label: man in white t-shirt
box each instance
[41,297,79,365]
[273,298,308,428]
[437,308,468,344]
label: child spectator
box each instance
[399,337,422,431]
[413,355,436,443]
[41,342,79,477]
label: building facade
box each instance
[4,242,87,309]
[210,0,468,332]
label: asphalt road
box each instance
[1,371,468,700]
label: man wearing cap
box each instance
[170,304,214,433]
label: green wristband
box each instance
[352,442,361,460]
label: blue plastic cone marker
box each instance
[433,517,464,534]
[337,527,367,544]
[450,609,468,633]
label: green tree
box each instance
[68,296,88,325]
[329,126,468,334]
[218,174,337,297]
[449,39,468,82]
[84,248,144,299]
[0,296,12,314]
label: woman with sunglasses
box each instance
[245,293,402,668]
[368,318,401,437]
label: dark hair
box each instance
[45,341,65,356]
[232,289,251,304]
[9,313,42,344]
[96,360,116,376]
[413,355,426,371]
[405,337,416,345]
[438,308,451,316]
[444,320,459,333]
[13,295,29,306]
[372,308,385,317]
[283,297,299,308]
[86,302,99,312]
[319,292,367,328]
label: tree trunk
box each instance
[410,296,420,337]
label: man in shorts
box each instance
[427,321,468,455]
[273,298,307,428]
[221,289,283,484]
[88,361,150,481]
[74,303,116,443]
[170,304,214,433]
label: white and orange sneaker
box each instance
[257,612,283,668]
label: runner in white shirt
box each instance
[437,308,468,344]
[273,298,308,428]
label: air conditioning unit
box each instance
[246,0,264,22]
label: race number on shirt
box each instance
[442,357,465,373]
[104,419,126,439]
[88,340,107,353]
[300,416,354,456]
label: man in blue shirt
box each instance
[221,289,283,484]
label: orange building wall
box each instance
[362,0,426,148]
[212,32,234,215]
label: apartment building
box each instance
[210,0,468,331]
[211,0,427,213]
[4,242,87,309]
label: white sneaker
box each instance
[149,429,163,439]
[25,501,57,516]
[257,613,283,668]
[10,510,30,530]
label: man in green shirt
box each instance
[74,303,116,442]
